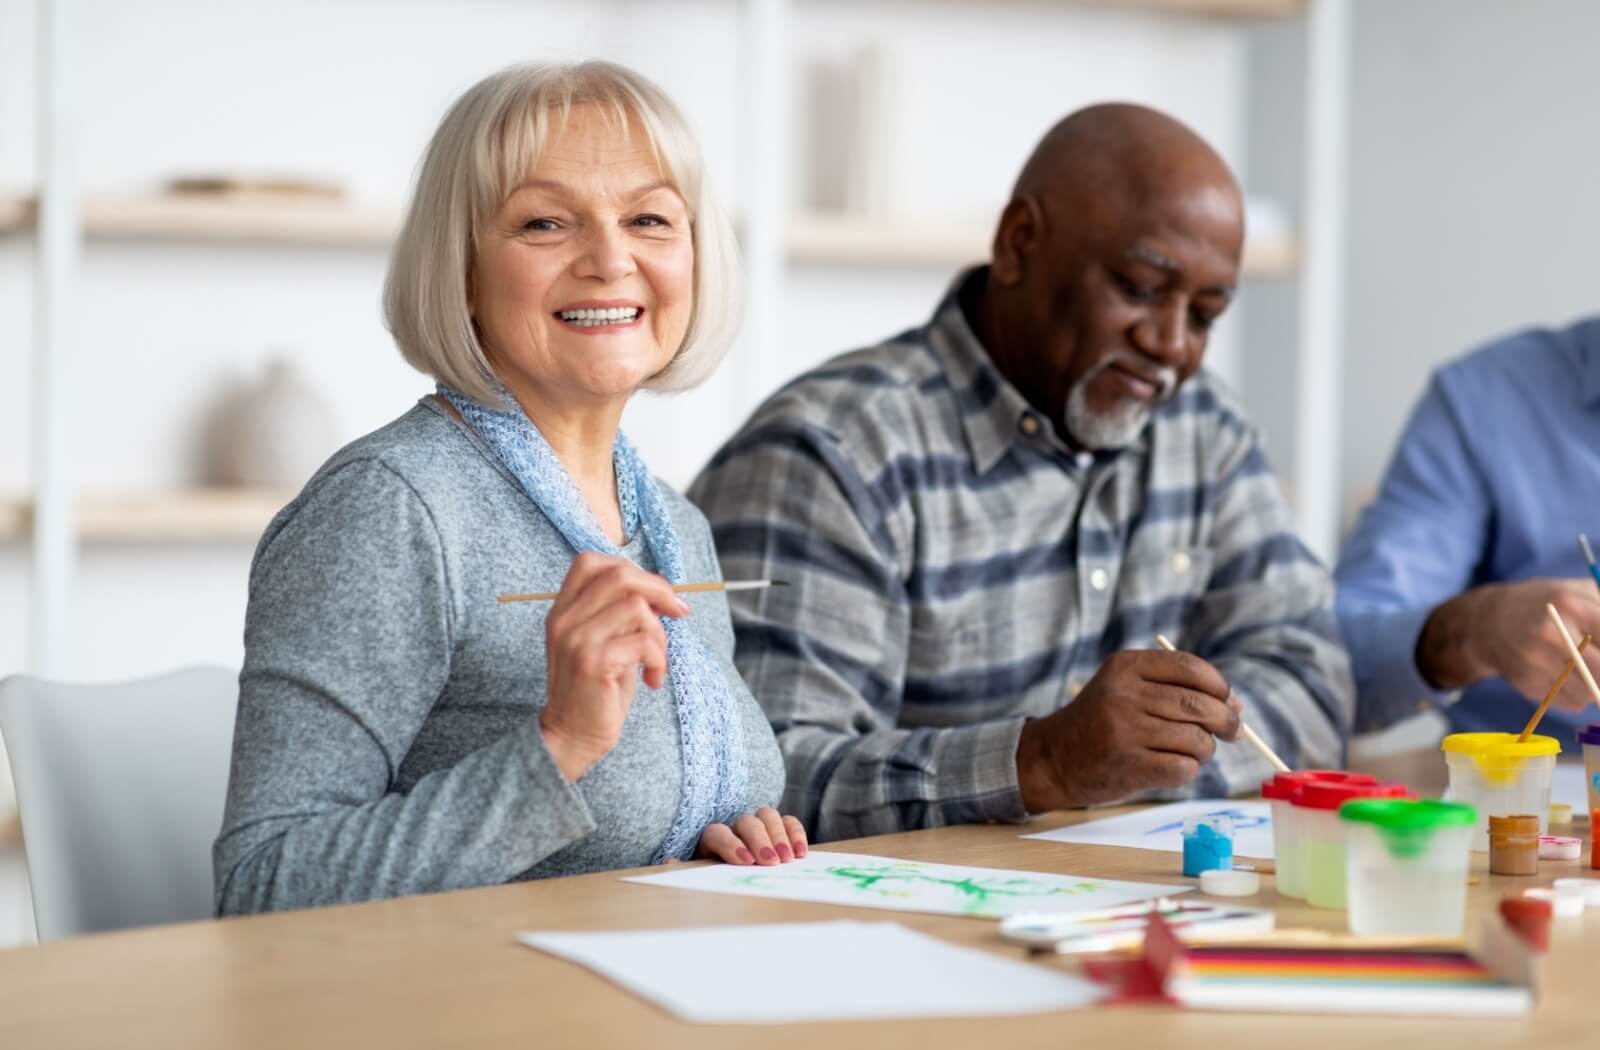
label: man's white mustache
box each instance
[1096,352,1179,401]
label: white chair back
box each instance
[0,666,238,941]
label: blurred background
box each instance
[1,0,1598,946]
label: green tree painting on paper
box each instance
[732,861,1107,917]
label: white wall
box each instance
[1336,0,1600,521]
[0,0,1259,684]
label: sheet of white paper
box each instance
[1552,762,1593,811]
[1022,799,1275,859]
[623,850,1186,918]
[518,920,1104,1023]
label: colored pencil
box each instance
[497,579,786,603]
[1155,634,1291,773]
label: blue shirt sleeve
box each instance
[1334,371,1492,731]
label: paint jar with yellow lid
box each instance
[1440,733,1560,849]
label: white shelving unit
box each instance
[10,0,1347,678]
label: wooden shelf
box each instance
[0,193,398,248]
[915,0,1299,14]
[1052,0,1300,14]
[788,211,1299,276]
[0,488,296,544]
[0,194,1299,275]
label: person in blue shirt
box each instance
[1335,319,1600,748]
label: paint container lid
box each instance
[1523,887,1586,918]
[1261,770,1374,802]
[1340,799,1475,858]
[1340,798,1475,830]
[1579,723,1600,746]
[1443,733,1561,785]
[1199,869,1260,897]
[1441,732,1561,759]
[1552,877,1600,907]
[1260,772,1315,801]
[1296,780,1409,812]
[1488,814,1541,835]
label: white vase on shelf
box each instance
[207,356,339,488]
[800,43,895,219]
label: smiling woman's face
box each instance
[470,104,694,410]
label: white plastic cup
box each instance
[1341,799,1476,937]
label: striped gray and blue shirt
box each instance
[689,269,1353,841]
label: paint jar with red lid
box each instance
[1299,779,1410,909]
[1263,770,1375,900]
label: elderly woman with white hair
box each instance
[214,61,802,915]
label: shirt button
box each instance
[1019,415,1041,436]
[1089,568,1109,591]
[1170,551,1192,575]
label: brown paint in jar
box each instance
[1488,814,1540,876]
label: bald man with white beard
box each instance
[691,104,1353,840]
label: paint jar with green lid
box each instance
[1341,799,1476,937]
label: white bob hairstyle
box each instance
[383,61,741,406]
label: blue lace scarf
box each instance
[439,383,750,862]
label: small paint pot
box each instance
[1488,815,1540,876]
[1549,802,1573,827]
[1538,835,1582,861]
[1183,814,1234,877]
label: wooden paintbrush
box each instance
[497,579,786,603]
[1519,633,1591,741]
[1155,634,1291,774]
[1544,603,1600,710]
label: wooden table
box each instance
[1,791,1595,1048]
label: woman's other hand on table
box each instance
[694,807,808,865]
